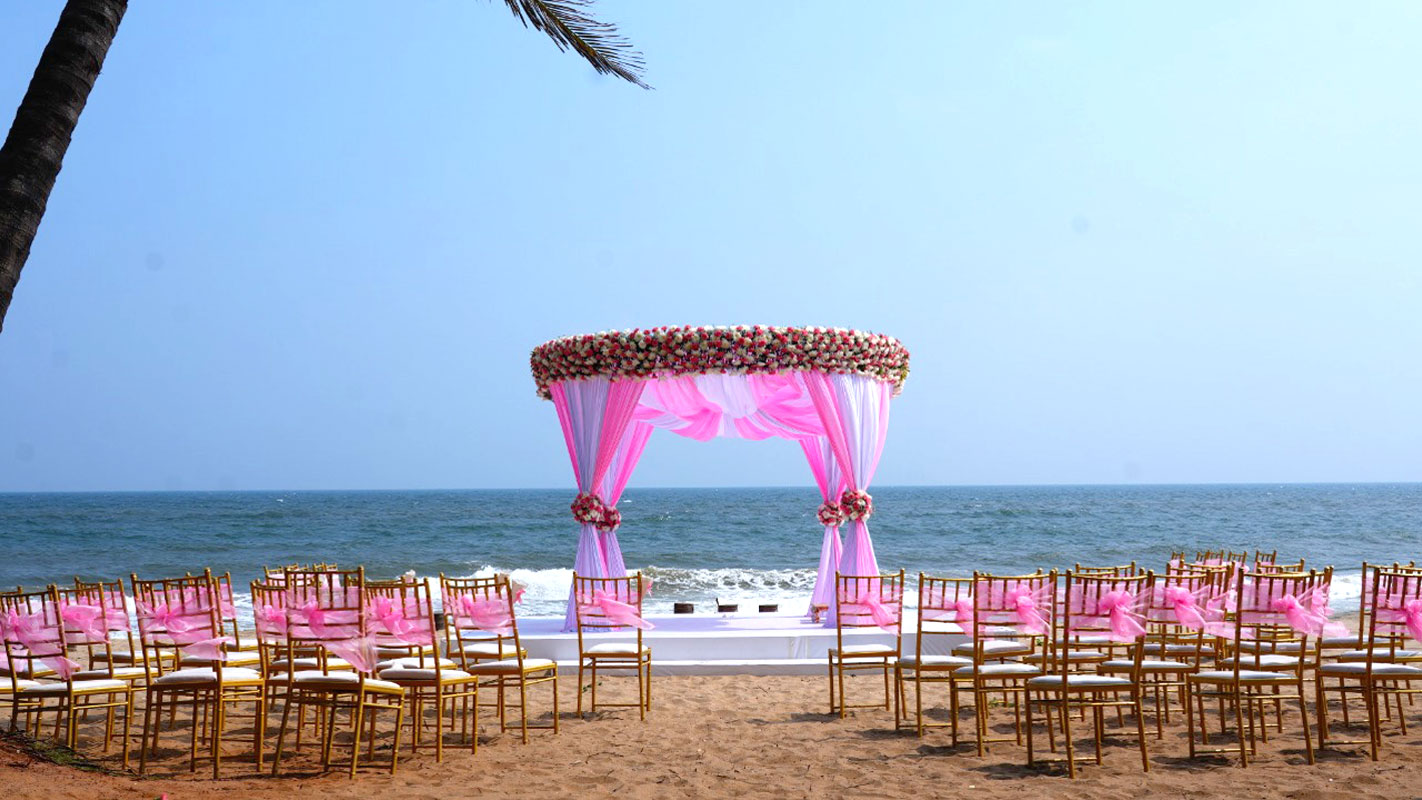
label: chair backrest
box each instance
[249,580,290,675]
[1144,567,1225,666]
[916,574,970,657]
[130,571,226,679]
[210,571,244,650]
[1255,558,1304,574]
[365,577,439,668]
[572,572,649,655]
[1054,571,1154,677]
[1254,549,1278,567]
[0,587,79,690]
[1073,562,1138,577]
[283,567,372,677]
[1223,568,1320,675]
[441,573,524,663]
[968,571,1055,661]
[1360,566,1422,667]
[834,570,905,633]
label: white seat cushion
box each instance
[464,658,556,675]
[0,666,55,679]
[1054,634,1112,645]
[1319,635,1363,649]
[1100,658,1194,672]
[379,667,473,683]
[1218,654,1300,669]
[1026,674,1133,689]
[180,652,261,668]
[952,662,1041,677]
[898,655,972,670]
[1193,669,1294,683]
[270,656,351,672]
[375,644,436,658]
[585,642,651,656]
[289,671,402,694]
[376,657,457,671]
[1235,640,1303,654]
[1336,648,1421,662]
[21,679,127,695]
[153,667,262,687]
[952,640,1032,657]
[0,679,41,693]
[91,651,169,665]
[1318,662,1422,677]
[459,642,525,658]
[1022,650,1107,662]
[72,667,148,681]
[1142,643,1214,656]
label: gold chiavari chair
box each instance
[56,583,147,689]
[75,577,173,675]
[177,571,261,671]
[1,587,136,767]
[827,570,904,719]
[1185,569,1319,766]
[573,572,653,720]
[270,567,407,776]
[1101,566,1220,738]
[1074,562,1138,576]
[1332,563,1422,666]
[1025,571,1153,778]
[894,574,972,738]
[442,574,528,666]
[1316,565,1422,759]
[134,572,265,777]
[459,574,558,743]
[369,578,479,759]
[1255,559,1305,574]
[1254,549,1278,568]
[953,571,1054,756]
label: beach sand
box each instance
[2,674,1417,799]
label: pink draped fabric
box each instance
[553,378,649,630]
[802,436,846,614]
[803,373,891,587]
[598,421,654,578]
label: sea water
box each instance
[1,484,1418,619]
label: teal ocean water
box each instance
[1,484,1418,617]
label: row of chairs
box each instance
[0,565,655,777]
[828,557,1421,776]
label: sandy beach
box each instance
[3,673,1417,800]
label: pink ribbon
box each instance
[577,590,654,630]
[59,602,108,644]
[1270,589,1347,638]
[1376,598,1422,643]
[450,594,515,636]
[135,600,197,636]
[1004,584,1049,635]
[287,601,377,673]
[1,609,80,679]
[1091,590,1148,642]
[1160,585,1227,632]
[923,593,975,633]
[841,592,901,633]
[368,597,430,645]
[101,590,131,633]
[255,604,288,637]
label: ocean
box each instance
[1,484,1418,619]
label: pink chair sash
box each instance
[1268,588,1347,639]
[286,601,377,673]
[135,599,233,661]
[1002,584,1050,635]
[449,594,515,636]
[840,592,901,633]
[1376,597,1422,643]
[0,609,81,679]
[1070,589,1147,643]
[58,602,108,645]
[255,604,288,638]
[577,590,654,631]
[922,591,975,634]
[368,596,432,646]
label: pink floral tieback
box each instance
[816,501,847,527]
[840,490,873,521]
[571,492,606,526]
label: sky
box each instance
[1,1,1420,492]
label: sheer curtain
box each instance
[804,372,891,577]
[550,377,648,630]
[801,435,846,614]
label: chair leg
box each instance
[271,698,294,776]
[349,702,364,778]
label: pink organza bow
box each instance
[1,610,80,679]
[255,604,288,637]
[1091,590,1147,643]
[1377,598,1422,643]
[368,597,428,645]
[923,593,975,634]
[136,600,195,636]
[1004,585,1050,635]
[578,590,654,631]
[842,593,901,633]
[1161,585,1227,631]
[1270,589,1347,638]
[288,601,376,673]
[59,602,108,644]
[451,594,515,636]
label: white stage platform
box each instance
[504,612,968,676]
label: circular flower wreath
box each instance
[840,489,874,521]
[816,501,848,527]
[530,325,910,400]
[570,492,606,526]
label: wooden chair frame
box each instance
[573,572,652,720]
[827,570,904,719]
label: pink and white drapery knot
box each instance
[816,501,848,527]
[1070,588,1148,643]
[1269,589,1348,639]
[839,490,873,521]
[575,589,655,631]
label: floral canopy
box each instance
[532,326,910,629]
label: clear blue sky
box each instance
[1,1,1419,492]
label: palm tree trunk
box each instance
[0,0,126,333]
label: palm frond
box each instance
[500,0,650,89]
